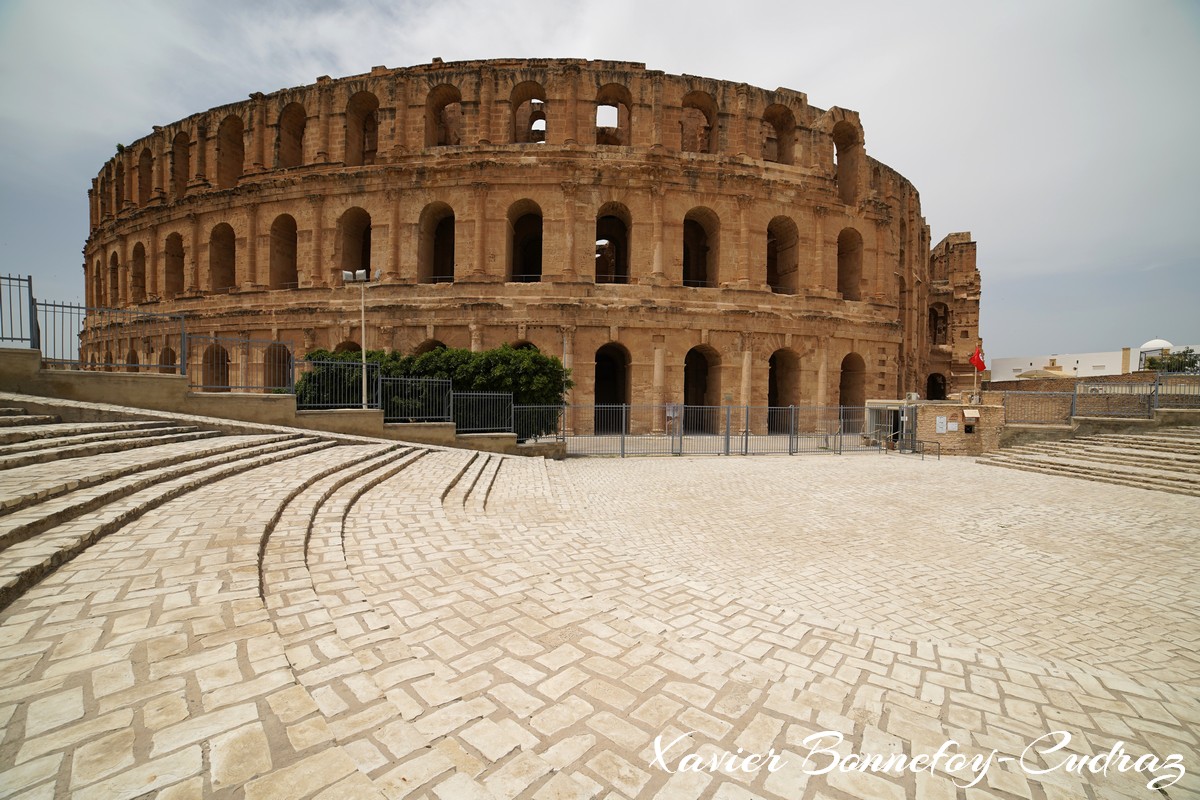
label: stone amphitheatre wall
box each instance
[82,58,982,414]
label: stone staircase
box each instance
[0,404,339,610]
[980,425,1200,496]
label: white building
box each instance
[990,340,1196,381]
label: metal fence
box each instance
[295,359,379,409]
[516,404,885,457]
[453,391,514,433]
[186,335,296,392]
[382,376,452,422]
[42,301,188,374]
[1003,376,1200,424]
[1,275,38,347]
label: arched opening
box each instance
[511,81,547,144]
[425,84,464,146]
[832,121,863,205]
[108,253,119,307]
[158,347,177,375]
[113,161,125,211]
[137,147,153,206]
[202,344,230,392]
[269,215,298,289]
[172,131,190,198]
[683,346,720,433]
[680,91,717,154]
[333,340,361,354]
[594,343,631,434]
[761,104,796,165]
[412,339,446,355]
[683,207,719,287]
[164,233,185,298]
[125,349,139,373]
[91,260,103,306]
[928,303,950,345]
[836,227,862,301]
[768,349,801,432]
[216,114,244,189]
[99,175,110,220]
[511,341,539,352]
[838,352,866,411]
[345,91,379,166]
[130,242,146,303]
[766,216,799,294]
[507,200,543,282]
[418,202,455,283]
[277,102,307,168]
[264,344,293,391]
[595,203,631,284]
[337,207,372,275]
[209,223,236,292]
[595,84,632,146]
[103,348,114,372]
[926,373,947,401]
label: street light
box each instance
[342,268,376,410]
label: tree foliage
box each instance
[1145,347,1199,374]
[295,345,571,436]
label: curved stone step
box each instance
[0,434,303,517]
[0,414,59,428]
[0,407,27,416]
[0,428,222,470]
[0,437,339,611]
[982,455,1200,496]
[0,419,176,446]
[1005,442,1200,475]
[0,422,192,456]
[0,434,330,555]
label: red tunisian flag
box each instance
[969,345,986,372]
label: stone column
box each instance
[734,85,749,156]
[651,75,664,147]
[563,66,580,145]
[650,183,665,282]
[117,235,128,306]
[387,189,402,282]
[816,337,829,406]
[307,195,326,287]
[470,322,483,352]
[478,67,494,144]
[392,77,408,155]
[250,93,266,172]
[244,202,258,288]
[472,182,488,277]
[148,224,159,298]
[736,194,752,284]
[316,78,332,163]
[812,206,827,292]
[188,213,201,292]
[152,127,166,200]
[560,181,577,279]
[739,333,753,407]
[652,336,666,433]
[193,122,208,186]
[873,218,888,301]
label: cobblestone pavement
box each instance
[1,449,1197,799]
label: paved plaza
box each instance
[1,441,1197,799]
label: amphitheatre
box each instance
[0,57,1196,799]
[80,57,980,409]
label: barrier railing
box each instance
[186,335,297,392]
[453,391,514,433]
[382,376,452,422]
[42,301,188,375]
[295,359,379,409]
[0,275,38,348]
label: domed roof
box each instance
[1140,338,1173,350]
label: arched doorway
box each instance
[265,344,293,391]
[594,343,630,434]
[838,352,866,433]
[202,344,230,392]
[768,349,800,433]
[926,373,947,401]
[683,346,719,433]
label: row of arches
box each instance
[97,81,866,216]
[92,204,867,305]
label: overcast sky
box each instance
[1,0,1197,360]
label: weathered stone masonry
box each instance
[83,57,983,410]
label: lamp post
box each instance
[342,268,374,410]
